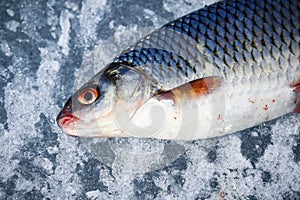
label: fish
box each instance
[57,0,300,140]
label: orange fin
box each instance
[156,76,222,102]
[292,80,300,113]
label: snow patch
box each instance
[6,9,14,17]
[79,0,107,45]
[5,20,20,32]
[58,11,72,56]
[163,0,219,18]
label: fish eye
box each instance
[78,87,98,105]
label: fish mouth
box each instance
[56,104,110,137]
[56,97,81,129]
[57,114,80,128]
[56,109,80,129]
[56,112,116,137]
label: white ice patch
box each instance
[15,177,34,193]
[6,9,14,17]
[34,46,84,198]
[143,8,163,27]
[65,1,79,12]
[78,0,107,45]
[163,0,219,18]
[58,11,72,56]
[253,116,300,199]
[0,40,12,57]
[86,190,102,199]
[178,115,299,199]
[46,0,59,39]
[0,38,84,197]
[5,20,20,32]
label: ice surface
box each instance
[0,0,299,199]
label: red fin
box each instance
[292,81,300,113]
[156,76,222,102]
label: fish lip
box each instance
[56,109,80,128]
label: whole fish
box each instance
[57,0,300,140]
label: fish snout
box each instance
[57,98,80,128]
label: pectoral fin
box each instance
[156,76,223,103]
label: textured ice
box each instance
[0,0,299,199]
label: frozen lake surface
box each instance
[0,0,299,199]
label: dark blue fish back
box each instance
[112,0,300,90]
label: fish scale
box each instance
[113,0,299,91]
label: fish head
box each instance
[56,63,152,137]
